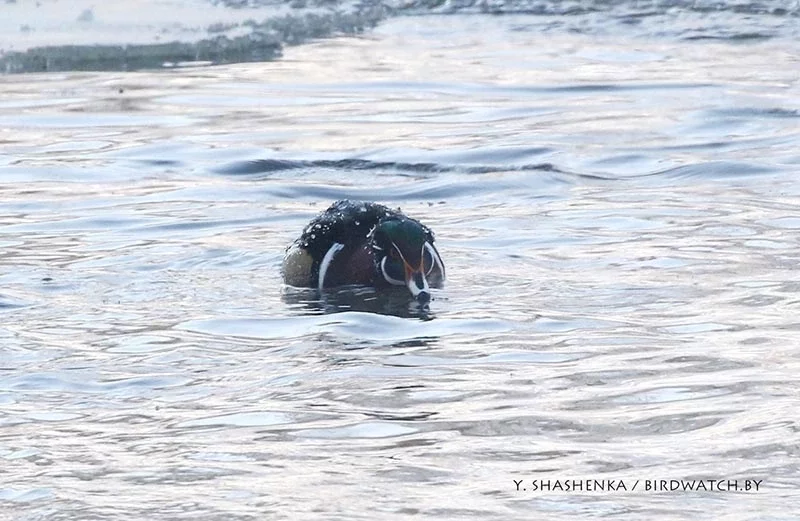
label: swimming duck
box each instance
[282,200,445,302]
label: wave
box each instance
[213,156,780,186]
[214,157,566,175]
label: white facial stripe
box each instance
[318,242,345,291]
[423,242,433,275]
[424,242,444,279]
[381,256,405,286]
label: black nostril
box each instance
[416,290,431,303]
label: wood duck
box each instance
[282,200,445,302]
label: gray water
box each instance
[2,8,800,521]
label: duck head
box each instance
[370,217,445,302]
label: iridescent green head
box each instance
[370,217,445,302]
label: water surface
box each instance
[2,8,800,521]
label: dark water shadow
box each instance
[214,157,566,177]
[0,41,281,74]
[0,294,31,311]
[282,285,437,321]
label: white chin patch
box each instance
[380,256,405,286]
[406,272,429,298]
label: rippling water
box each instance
[2,9,800,521]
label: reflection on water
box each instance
[1,14,799,521]
[282,285,437,319]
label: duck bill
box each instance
[405,265,430,302]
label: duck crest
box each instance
[370,217,433,271]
